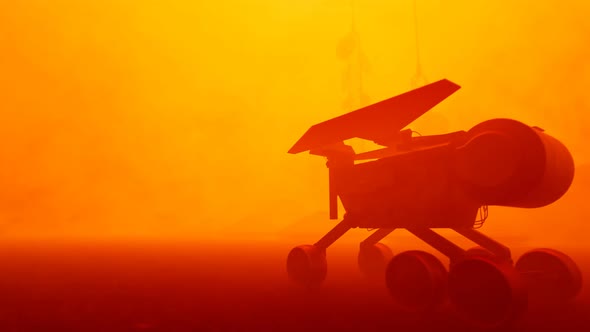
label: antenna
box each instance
[337,0,371,152]
[410,0,428,88]
[338,0,370,113]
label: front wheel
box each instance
[358,243,393,280]
[287,245,327,288]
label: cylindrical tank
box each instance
[452,118,574,208]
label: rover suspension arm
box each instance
[314,218,352,251]
[407,227,465,262]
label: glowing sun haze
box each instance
[0,1,588,242]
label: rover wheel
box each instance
[452,246,513,267]
[464,246,496,259]
[515,248,582,304]
[448,255,526,328]
[385,250,447,312]
[358,243,393,280]
[287,245,327,288]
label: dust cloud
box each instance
[0,1,588,244]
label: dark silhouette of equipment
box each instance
[286,79,582,328]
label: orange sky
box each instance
[0,1,588,243]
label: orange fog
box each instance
[0,1,588,247]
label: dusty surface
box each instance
[0,238,587,332]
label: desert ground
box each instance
[0,236,587,332]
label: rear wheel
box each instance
[515,248,582,305]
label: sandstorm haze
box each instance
[0,1,588,241]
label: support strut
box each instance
[453,227,512,262]
[314,218,352,251]
[360,228,395,247]
[407,227,465,262]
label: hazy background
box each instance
[0,1,588,244]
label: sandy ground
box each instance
[0,237,587,332]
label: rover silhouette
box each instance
[286,79,582,327]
